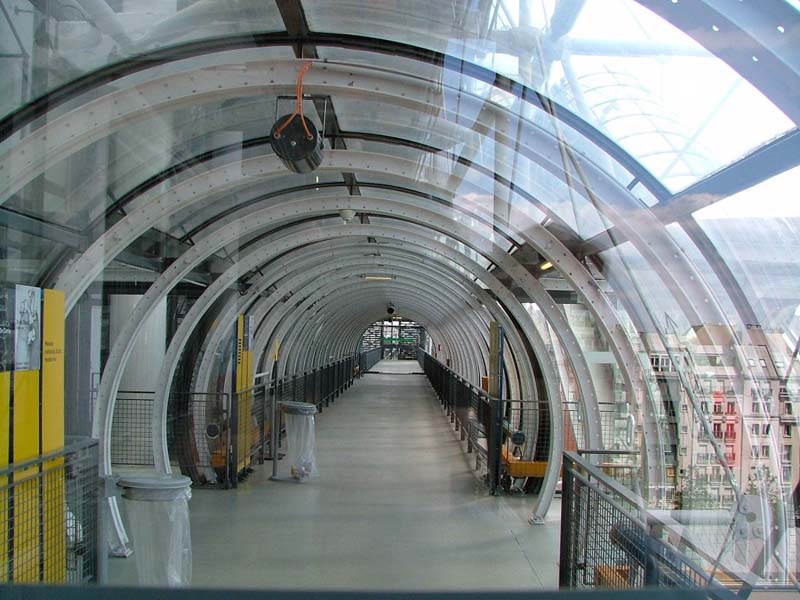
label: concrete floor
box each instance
[109,359,561,590]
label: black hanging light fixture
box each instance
[270,62,323,173]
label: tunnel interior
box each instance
[0,0,799,592]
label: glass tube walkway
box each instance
[109,359,560,590]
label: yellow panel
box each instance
[244,350,254,468]
[0,371,9,582]
[501,447,548,478]
[12,477,40,582]
[236,317,245,471]
[0,372,8,466]
[41,290,65,582]
[13,370,40,582]
[41,289,64,453]
[13,370,39,465]
[41,462,65,582]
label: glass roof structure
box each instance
[0,0,799,591]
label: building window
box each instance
[759,358,768,369]
[785,403,794,415]
[680,447,688,456]
[783,465,791,480]
[725,423,735,438]
[748,358,756,368]
[783,445,792,463]
[681,403,688,412]
[785,425,792,437]
[751,423,760,436]
[701,402,709,414]
[761,445,770,458]
[726,401,736,414]
[713,402,723,415]
[713,423,722,438]
[751,402,760,414]
[763,424,771,436]
[725,444,735,459]
[681,425,688,434]
[751,445,759,458]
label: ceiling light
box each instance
[364,276,393,281]
[540,261,553,271]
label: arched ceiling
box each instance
[1,0,799,523]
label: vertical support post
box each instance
[97,478,110,584]
[559,456,574,588]
[488,397,503,495]
[230,335,239,487]
[224,401,232,487]
[229,390,239,489]
[488,321,504,495]
[259,385,266,465]
[270,392,280,481]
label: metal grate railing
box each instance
[110,352,375,487]
[0,438,98,584]
[417,348,552,494]
[110,391,154,466]
[560,451,740,598]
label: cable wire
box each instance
[274,62,314,139]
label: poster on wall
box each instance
[0,285,14,370]
[14,285,41,371]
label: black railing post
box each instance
[559,456,575,588]
[292,374,297,402]
[229,390,239,488]
[259,385,267,464]
[488,398,503,495]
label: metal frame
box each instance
[0,33,671,202]
[73,187,610,505]
[133,218,569,518]
[26,61,749,493]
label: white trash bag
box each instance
[119,475,192,587]
[281,402,318,482]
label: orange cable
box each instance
[274,62,314,139]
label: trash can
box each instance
[280,401,318,482]
[118,474,192,586]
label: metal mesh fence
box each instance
[169,392,231,487]
[110,354,369,487]
[419,349,561,494]
[560,451,739,599]
[0,438,98,584]
[110,391,154,466]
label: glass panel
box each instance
[664,223,741,330]
[0,1,284,119]
[693,166,800,336]
[307,0,793,191]
[1,0,797,592]
[0,228,65,285]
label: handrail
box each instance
[0,437,98,479]
[416,348,528,404]
[562,451,747,595]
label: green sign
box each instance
[381,336,415,344]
